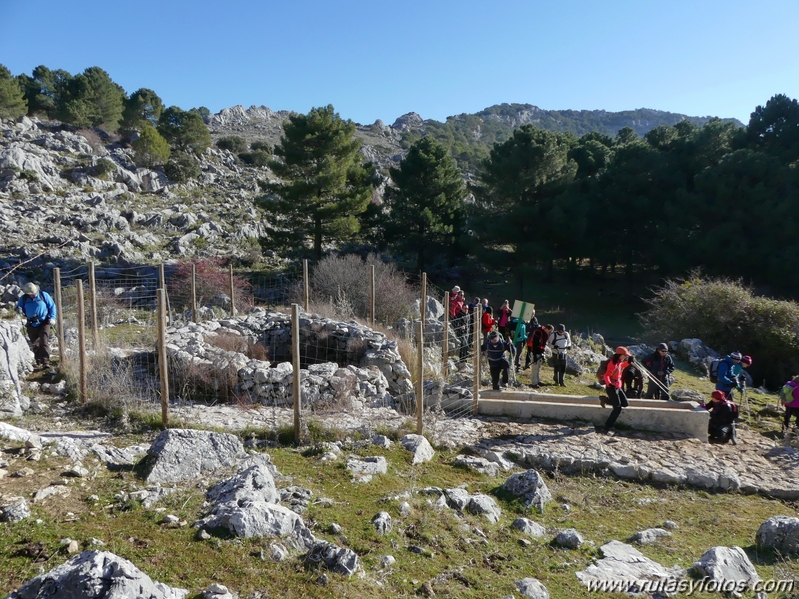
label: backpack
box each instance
[708,358,722,383]
[595,359,610,382]
[780,383,795,405]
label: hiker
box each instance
[598,346,633,435]
[481,305,495,343]
[738,355,753,387]
[511,317,527,371]
[497,299,512,338]
[528,324,552,388]
[781,375,799,439]
[715,351,743,400]
[701,389,738,444]
[642,343,675,399]
[481,330,515,391]
[16,282,57,370]
[449,287,468,360]
[622,361,645,398]
[548,323,572,386]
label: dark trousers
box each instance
[644,377,670,400]
[604,386,628,431]
[709,423,734,443]
[513,342,524,368]
[489,360,510,390]
[784,407,799,428]
[454,319,468,360]
[27,322,51,366]
[553,353,567,385]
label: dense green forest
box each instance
[2,63,798,297]
[400,103,741,173]
[381,98,799,297]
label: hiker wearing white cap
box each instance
[15,282,57,370]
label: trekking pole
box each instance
[636,363,670,397]
[741,379,751,423]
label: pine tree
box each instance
[58,66,125,131]
[259,105,373,258]
[0,64,27,120]
[384,136,466,271]
[157,106,211,155]
[131,123,171,168]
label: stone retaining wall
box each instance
[165,308,414,407]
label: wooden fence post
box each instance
[76,281,87,403]
[442,291,449,377]
[302,259,309,312]
[417,320,424,434]
[473,310,480,416]
[88,262,99,348]
[191,263,197,323]
[369,264,375,326]
[228,264,235,317]
[292,303,302,444]
[53,268,65,371]
[157,289,170,428]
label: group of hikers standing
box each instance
[453,290,757,444]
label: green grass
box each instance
[2,426,799,598]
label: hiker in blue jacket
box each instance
[481,331,515,391]
[715,351,743,400]
[16,282,57,369]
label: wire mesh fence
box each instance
[6,258,490,437]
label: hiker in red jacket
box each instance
[481,305,495,343]
[598,346,633,435]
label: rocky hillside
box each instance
[207,103,744,174]
[0,99,744,276]
[0,116,275,272]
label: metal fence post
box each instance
[369,264,375,326]
[191,263,197,323]
[88,262,99,348]
[442,291,449,377]
[473,310,480,415]
[228,264,235,317]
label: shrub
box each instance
[163,150,201,183]
[640,272,799,387]
[216,135,248,153]
[132,123,171,168]
[238,150,270,167]
[91,158,116,179]
[309,253,418,324]
[250,140,271,153]
[206,330,269,361]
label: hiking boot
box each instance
[600,397,607,408]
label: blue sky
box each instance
[2,0,798,126]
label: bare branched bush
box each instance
[309,253,418,324]
[640,271,799,386]
[168,258,254,315]
[206,330,270,362]
[63,342,158,415]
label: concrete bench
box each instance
[436,390,709,441]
